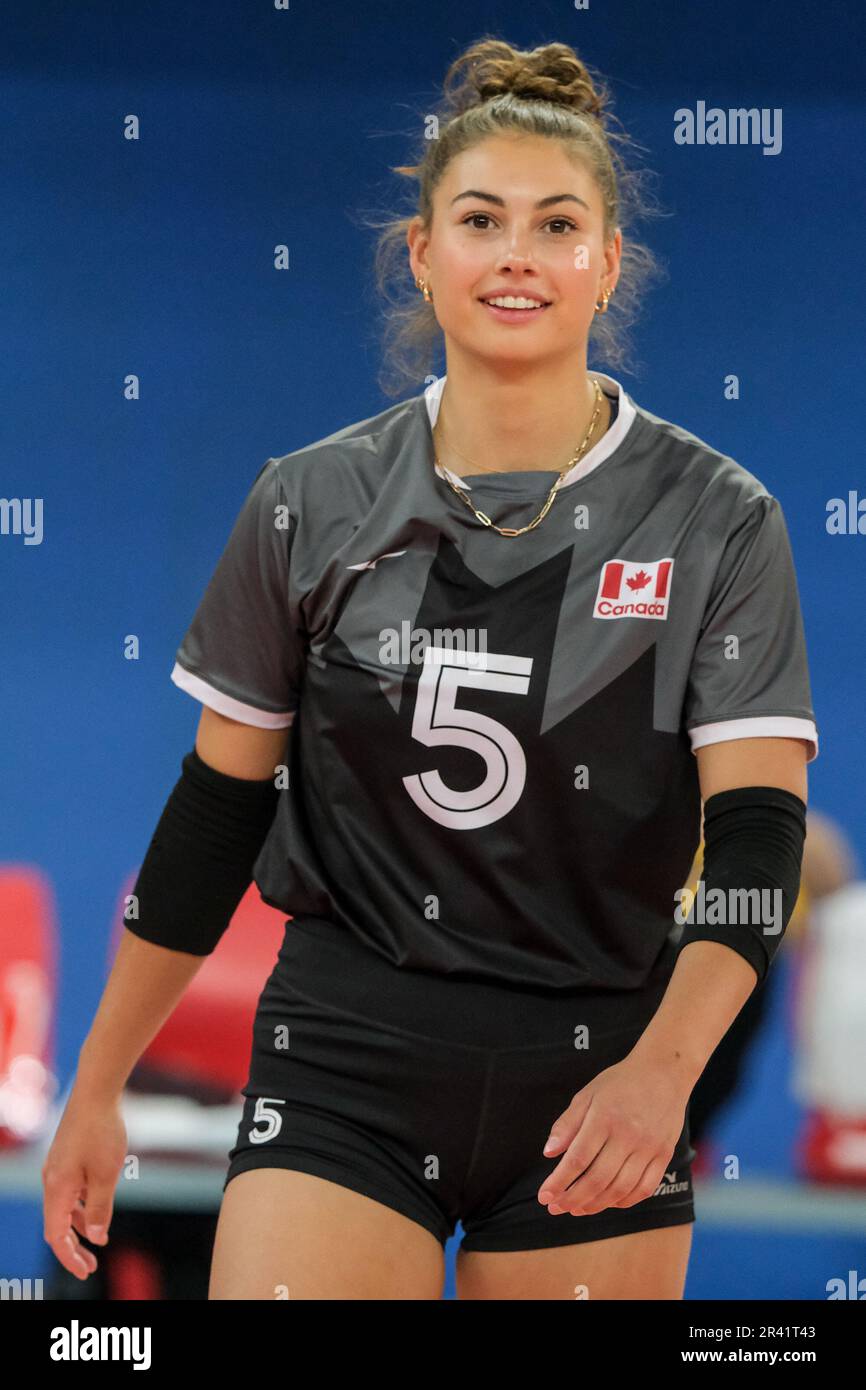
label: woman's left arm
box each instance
[629,734,808,1078]
[537,736,808,1217]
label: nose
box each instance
[494,239,541,275]
[494,255,541,281]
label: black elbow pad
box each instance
[123,747,280,955]
[677,785,807,986]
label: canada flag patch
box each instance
[592,557,675,620]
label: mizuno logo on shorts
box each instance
[654,1170,690,1197]
[593,557,675,620]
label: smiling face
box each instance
[408,132,621,367]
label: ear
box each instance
[603,227,622,293]
[406,216,429,282]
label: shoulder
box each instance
[628,394,777,537]
[267,395,421,501]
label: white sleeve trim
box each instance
[688,715,818,763]
[170,662,296,730]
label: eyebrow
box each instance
[450,189,590,212]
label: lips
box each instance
[480,298,552,322]
[479,296,551,307]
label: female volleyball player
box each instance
[42,38,817,1300]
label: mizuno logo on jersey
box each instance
[593,557,675,620]
[346,550,407,571]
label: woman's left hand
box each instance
[537,1055,691,1216]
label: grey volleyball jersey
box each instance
[171,371,819,992]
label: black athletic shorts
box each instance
[224,917,696,1252]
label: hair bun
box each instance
[445,39,609,122]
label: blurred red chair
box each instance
[0,867,57,1148]
[108,874,288,1100]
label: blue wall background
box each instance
[2,0,864,1298]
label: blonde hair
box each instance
[357,35,669,398]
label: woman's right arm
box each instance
[42,707,290,1280]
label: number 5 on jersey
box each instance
[402,646,533,830]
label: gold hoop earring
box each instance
[594,287,613,314]
[415,276,433,304]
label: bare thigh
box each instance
[209,1168,446,1300]
[456,1223,693,1301]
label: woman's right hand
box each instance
[42,1085,128,1281]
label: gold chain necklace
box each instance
[432,378,603,537]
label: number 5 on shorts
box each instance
[248,1096,285,1144]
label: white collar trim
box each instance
[424,371,636,491]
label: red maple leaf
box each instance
[625,568,652,591]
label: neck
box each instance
[431,352,610,477]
